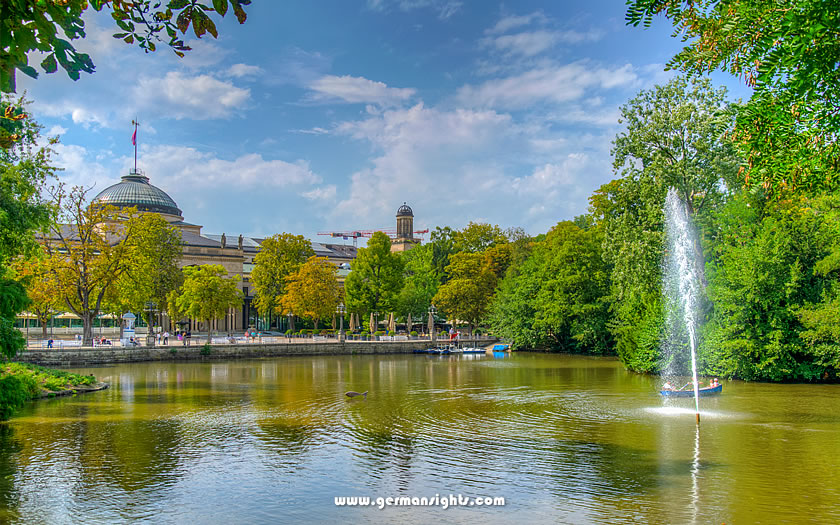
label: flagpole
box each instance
[131,119,139,172]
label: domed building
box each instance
[93,169,183,222]
[392,202,419,252]
[86,169,359,333]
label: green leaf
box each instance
[40,54,57,74]
[212,0,228,16]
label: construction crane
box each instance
[317,228,429,247]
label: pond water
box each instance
[1,353,838,524]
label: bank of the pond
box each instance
[0,362,105,420]
[16,338,497,367]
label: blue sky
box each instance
[19,0,750,244]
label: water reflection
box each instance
[0,354,838,523]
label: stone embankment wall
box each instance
[17,339,496,367]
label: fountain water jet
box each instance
[662,188,704,423]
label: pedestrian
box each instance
[185,330,191,346]
[163,331,169,345]
[47,339,53,348]
[449,327,456,341]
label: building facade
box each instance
[91,169,358,331]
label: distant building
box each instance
[88,169,357,331]
[391,202,419,252]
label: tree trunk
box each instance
[206,319,212,343]
[83,312,94,347]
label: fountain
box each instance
[661,188,704,423]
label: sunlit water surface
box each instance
[1,353,838,523]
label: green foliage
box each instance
[701,195,840,380]
[433,252,497,332]
[0,376,27,421]
[174,264,243,343]
[251,233,314,317]
[0,362,96,420]
[626,0,840,198]
[200,343,212,356]
[1,0,251,93]
[0,95,54,358]
[344,232,404,317]
[491,221,612,353]
[591,76,738,371]
[278,256,341,329]
[108,212,183,326]
[410,330,418,336]
[396,244,438,320]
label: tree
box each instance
[532,222,613,353]
[175,264,242,343]
[112,212,183,327]
[595,77,740,372]
[278,256,341,331]
[429,226,456,284]
[433,252,497,333]
[344,232,404,319]
[13,254,60,339]
[42,185,133,346]
[453,222,508,253]
[489,248,543,349]
[0,95,54,358]
[613,76,740,218]
[701,194,840,381]
[1,0,251,93]
[250,233,314,322]
[396,243,439,321]
[626,0,840,198]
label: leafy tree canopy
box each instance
[278,256,341,330]
[344,232,404,317]
[175,264,242,342]
[626,0,840,197]
[1,0,251,93]
[250,233,313,317]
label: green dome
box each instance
[93,170,182,217]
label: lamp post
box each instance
[429,304,437,342]
[337,302,345,342]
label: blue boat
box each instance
[660,384,722,397]
[492,344,510,351]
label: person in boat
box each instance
[662,381,674,391]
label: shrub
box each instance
[200,343,212,356]
[320,329,329,335]
[0,376,28,421]
[285,329,293,335]
[170,348,178,355]
[374,330,384,337]
[410,331,418,337]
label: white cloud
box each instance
[225,63,264,78]
[486,12,548,35]
[133,72,251,119]
[302,185,337,201]
[483,30,560,57]
[134,146,321,189]
[333,103,515,224]
[367,0,463,19]
[307,75,415,106]
[46,125,68,137]
[456,62,638,109]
